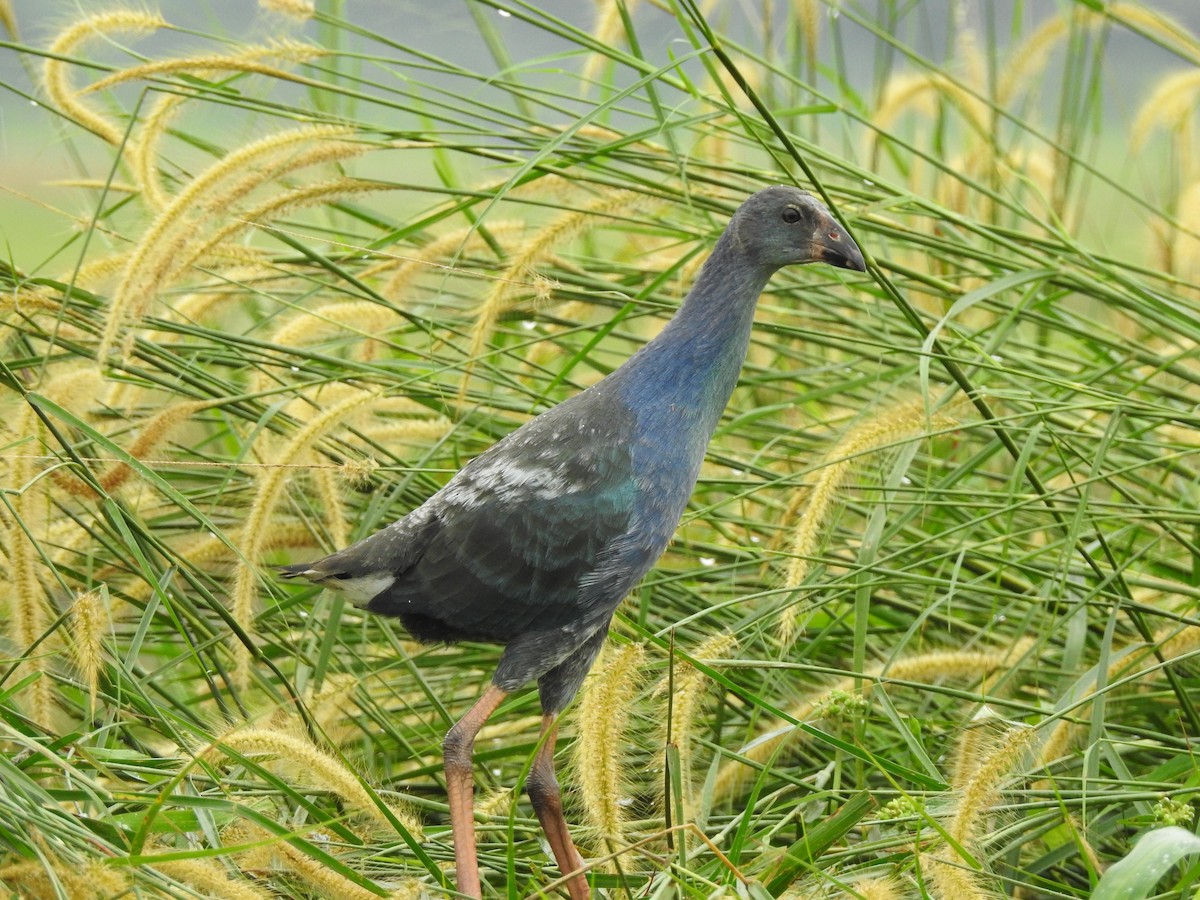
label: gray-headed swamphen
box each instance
[279,185,865,897]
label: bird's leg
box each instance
[443,683,508,898]
[527,714,589,900]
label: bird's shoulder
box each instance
[437,388,637,512]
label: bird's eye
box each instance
[782,207,801,224]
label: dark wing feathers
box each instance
[365,394,640,642]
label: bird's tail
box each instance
[277,562,319,581]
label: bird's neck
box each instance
[615,232,777,436]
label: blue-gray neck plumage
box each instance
[611,226,779,443]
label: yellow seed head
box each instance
[795,0,820,63]
[70,590,107,712]
[780,397,962,638]
[661,631,736,817]
[0,0,17,39]
[150,857,275,900]
[204,723,422,837]
[1132,69,1200,153]
[260,0,316,20]
[82,42,327,95]
[100,125,362,361]
[464,190,648,391]
[950,724,1035,845]
[231,386,382,686]
[573,642,645,855]
[1172,180,1200,280]
[713,640,1032,802]
[380,220,525,302]
[44,10,168,145]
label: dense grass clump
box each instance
[2,1,1200,897]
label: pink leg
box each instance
[527,714,589,899]
[443,683,508,897]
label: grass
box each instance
[2,0,1200,897]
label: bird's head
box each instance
[729,184,866,273]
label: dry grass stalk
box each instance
[43,10,168,146]
[779,397,961,638]
[713,640,1032,802]
[572,642,645,856]
[230,386,381,686]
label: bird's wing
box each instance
[369,396,640,638]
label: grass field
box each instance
[3,1,1200,897]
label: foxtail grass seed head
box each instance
[81,41,327,95]
[1132,69,1200,155]
[204,724,422,837]
[0,857,132,899]
[231,386,382,687]
[572,642,645,855]
[713,641,1030,802]
[133,93,187,212]
[4,403,55,727]
[259,0,315,20]
[463,190,646,394]
[44,10,168,146]
[1171,180,1200,280]
[338,456,379,488]
[582,0,639,85]
[950,724,1035,846]
[794,0,820,64]
[149,857,275,900]
[0,0,16,39]
[270,836,392,900]
[99,125,360,360]
[659,632,736,817]
[380,220,524,302]
[70,591,106,712]
[923,855,995,900]
[780,397,961,639]
[840,878,903,900]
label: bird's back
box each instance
[343,384,662,645]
